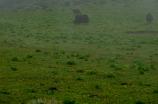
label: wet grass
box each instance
[0,0,158,104]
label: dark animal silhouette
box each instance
[72,9,81,14]
[73,14,89,25]
[146,13,153,23]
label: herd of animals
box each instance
[72,9,153,25]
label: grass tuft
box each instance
[27,89,36,93]
[10,66,18,71]
[63,99,76,104]
[95,84,100,89]
[104,73,115,78]
[27,55,33,58]
[66,61,76,65]
[0,91,11,94]
[135,100,145,104]
[86,70,98,75]
[35,49,41,52]
[11,57,19,61]
[153,89,158,93]
[76,76,83,81]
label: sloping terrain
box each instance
[0,0,158,104]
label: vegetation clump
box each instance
[35,49,41,52]
[108,58,121,70]
[76,76,83,81]
[153,89,158,93]
[95,84,100,89]
[133,59,143,66]
[60,50,65,54]
[77,54,90,60]
[135,100,145,104]
[133,59,156,74]
[10,66,18,71]
[63,99,76,104]
[27,54,33,58]
[52,70,58,75]
[48,90,55,95]
[86,70,98,75]
[104,73,115,78]
[0,90,11,94]
[11,57,19,61]
[27,89,36,93]
[66,61,76,65]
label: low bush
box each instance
[27,55,33,58]
[95,84,100,89]
[35,49,41,52]
[63,99,76,104]
[104,73,115,78]
[66,61,76,65]
[27,89,36,93]
[76,76,83,81]
[0,91,11,94]
[153,89,158,93]
[86,70,98,75]
[11,57,19,61]
[10,66,18,71]
[135,100,145,104]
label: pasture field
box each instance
[0,0,158,104]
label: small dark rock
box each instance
[49,87,57,90]
[76,70,84,73]
[89,94,98,98]
[121,83,128,85]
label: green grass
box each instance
[0,0,158,104]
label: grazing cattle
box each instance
[146,13,153,23]
[73,14,89,25]
[72,9,81,14]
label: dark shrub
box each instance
[95,84,100,89]
[27,55,33,58]
[135,100,145,104]
[10,66,18,71]
[63,99,76,104]
[76,76,83,81]
[154,89,158,93]
[0,91,11,94]
[86,70,98,75]
[105,73,115,78]
[27,89,35,93]
[35,49,41,52]
[67,61,76,65]
[11,57,19,61]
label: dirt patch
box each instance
[125,31,158,34]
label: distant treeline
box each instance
[0,0,136,11]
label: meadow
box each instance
[0,0,158,104]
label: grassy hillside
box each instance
[0,0,158,104]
